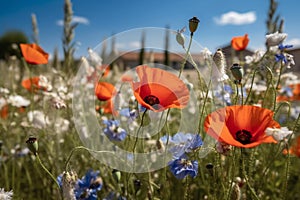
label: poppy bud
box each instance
[134,179,142,194]
[189,17,200,35]
[156,139,165,152]
[26,136,38,155]
[112,169,121,183]
[230,63,243,84]
[231,182,241,200]
[206,163,214,176]
[176,32,185,47]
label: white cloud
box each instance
[286,38,300,47]
[214,11,256,25]
[56,15,90,26]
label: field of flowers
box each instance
[1,1,300,200]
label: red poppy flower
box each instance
[131,65,190,112]
[121,74,134,82]
[292,83,300,101]
[0,105,8,119]
[95,82,116,101]
[98,64,110,77]
[204,105,280,148]
[277,83,300,102]
[87,65,111,83]
[231,34,249,51]
[283,135,300,157]
[20,43,49,65]
[21,77,41,92]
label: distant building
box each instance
[287,47,300,72]
[113,45,300,74]
[116,50,205,70]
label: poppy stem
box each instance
[240,84,244,105]
[64,146,116,172]
[281,143,290,200]
[234,84,239,105]
[274,101,291,119]
[275,61,284,90]
[132,109,148,153]
[244,68,259,105]
[262,66,277,110]
[240,149,260,200]
[179,35,193,77]
[36,154,63,200]
[184,176,190,200]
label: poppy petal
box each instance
[204,105,279,148]
[231,34,249,51]
[20,44,49,65]
[131,65,190,112]
[95,82,116,101]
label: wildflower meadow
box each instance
[1,0,300,200]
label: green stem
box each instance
[184,176,190,200]
[244,68,259,105]
[132,109,147,152]
[263,66,277,111]
[36,154,62,200]
[179,35,193,77]
[234,84,239,105]
[198,79,211,135]
[241,149,260,200]
[64,146,113,171]
[275,61,284,90]
[282,143,290,200]
[240,84,244,105]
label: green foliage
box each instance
[0,30,28,60]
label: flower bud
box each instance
[189,17,200,35]
[112,169,121,183]
[134,179,142,194]
[206,163,214,176]
[26,136,38,155]
[230,63,244,84]
[176,32,185,47]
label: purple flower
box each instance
[168,154,198,179]
[103,119,127,141]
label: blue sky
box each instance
[1,0,300,59]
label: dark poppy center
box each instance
[143,95,160,106]
[235,129,252,145]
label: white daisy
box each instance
[265,127,293,142]
[0,188,13,200]
[266,31,288,47]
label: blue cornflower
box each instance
[280,86,293,97]
[275,44,293,63]
[75,170,102,200]
[278,44,293,50]
[275,53,287,63]
[168,154,198,179]
[103,119,127,141]
[160,132,203,158]
[214,84,233,106]
[57,170,102,200]
[119,108,138,121]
